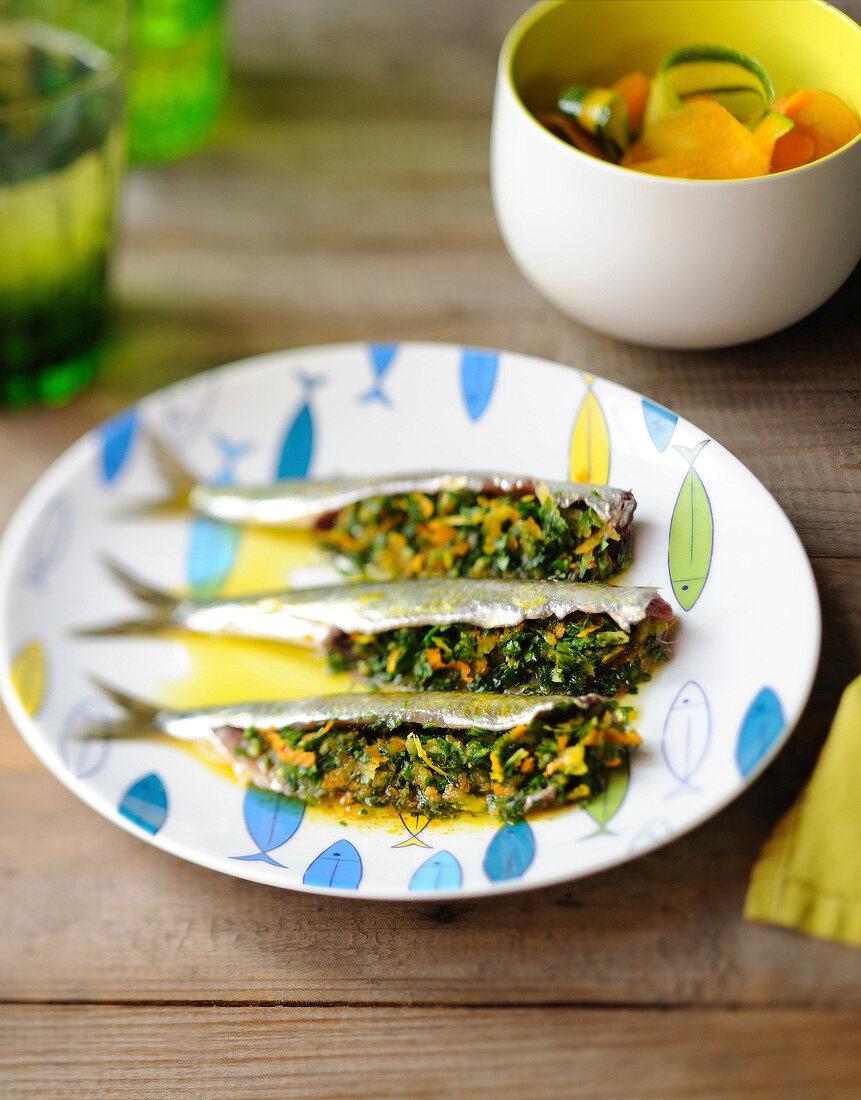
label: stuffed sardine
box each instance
[151,439,636,581]
[85,564,674,698]
[87,684,640,822]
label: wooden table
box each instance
[2,3,860,1095]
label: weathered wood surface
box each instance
[3,1005,861,1100]
[1,0,860,1095]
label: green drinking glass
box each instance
[129,0,227,162]
[0,0,129,407]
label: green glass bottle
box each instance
[130,0,227,162]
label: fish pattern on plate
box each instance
[10,640,46,718]
[232,786,305,867]
[661,680,711,794]
[23,495,73,589]
[668,441,714,611]
[736,687,784,777]
[483,822,535,882]
[303,840,363,890]
[99,407,140,485]
[570,374,610,485]
[392,811,433,849]
[358,342,398,405]
[118,773,168,836]
[59,696,112,779]
[276,372,324,479]
[187,435,251,601]
[583,756,629,836]
[642,398,678,453]
[410,851,463,892]
[460,348,498,422]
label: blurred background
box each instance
[115,0,533,397]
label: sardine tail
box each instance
[74,678,162,739]
[73,617,175,638]
[72,559,178,636]
[151,432,196,493]
[102,557,177,609]
[119,433,198,516]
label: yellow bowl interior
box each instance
[507,0,861,122]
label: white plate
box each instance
[0,342,820,900]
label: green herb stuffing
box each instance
[233,701,638,822]
[328,614,669,697]
[318,488,630,581]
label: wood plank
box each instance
[0,559,858,1007]
[232,0,531,109]
[2,1004,860,1099]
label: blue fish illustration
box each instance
[736,687,785,777]
[460,348,499,422]
[187,517,241,601]
[303,840,363,890]
[642,398,678,452]
[118,773,168,835]
[187,434,252,600]
[358,343,399,405]
[24,495,73,588]
[392,811,432,849]
[409,851,463,892]
[276,372,325,479]
[99,406,140,484]
[661,680,711,794]
[668,440,714,611]
[232,787,305,867]
[59,697,111,779]
[483,822,535,882]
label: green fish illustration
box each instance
[668,440,713,611]
[583,756,629,836]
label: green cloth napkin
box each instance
[745,675,861,946]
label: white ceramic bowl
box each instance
[491,0,861,348]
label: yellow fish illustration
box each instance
[392,810,432,848]
[569,374,610,484]
[10,640,46,717]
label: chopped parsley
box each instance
[317,488,631,581]
[328,613,669,697]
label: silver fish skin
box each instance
[91,564,670,641]
[161,691,611,739]
[185,470,634,531]
[188,577,664,635]
[94,685,612,741]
